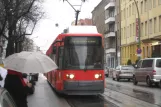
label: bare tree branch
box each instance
[17,0,36,19]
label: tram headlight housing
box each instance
[66,74,75,79]
[95,74,102,79]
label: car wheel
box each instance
[155,83,159,87]
[133,76,138,85]
[146,76,152,87]
[117,76,120,81]
[112,77,115,80]
[105,74,109,77]
[128,79,131,82]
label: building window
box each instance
[127,26,130,38]
[144,0,147,12]
[124,8,126,19]
[154,18,157,33]
[121,28,123,39]
[141,23,144,36]
[130,24,132,36]
[129,5,131,17]
[159,16,161,31]
[153,0,156,8]
[145,21,147,36]
[132,3,134,15]
[127,8,128,17]
[108,8,115,18]
[141,1,143,14]
[109,23,115,32]
[159,0,161,5]
[131,24,133,36]
[124,27,126,39]
[133,23,135,36]
[121,10,123,20]
[149,0,152,9]
[149,19,152,34]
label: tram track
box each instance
[65,95,118,107]
[104,83,161,107]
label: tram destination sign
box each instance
[65,36,101,46]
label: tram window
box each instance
[53,46,57,54]
[58,47,64,69]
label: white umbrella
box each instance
[3,51,58,73]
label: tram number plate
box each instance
[79,82,93,86]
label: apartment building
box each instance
[115,0,121,66]
[92,0,109,64]
[104,0,116,68]
[121,0,161,65]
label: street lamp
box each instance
[133,0,141,60]
[63,0,85,25]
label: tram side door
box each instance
[52,46,58,85]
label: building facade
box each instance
[71,18,93,25]
[91,0,110,65]
[104,0,116,68]
[121,0,161,65]
[115,0,121,66]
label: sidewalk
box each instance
[27,74,70,107]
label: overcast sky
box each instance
[31,0,101,53]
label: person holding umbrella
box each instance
[4,69,32,107]
[3,51,58,107]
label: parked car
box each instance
[0,88,17,107]
[112,65,134,81]
[30,73,39,81]
[133,58,161,87]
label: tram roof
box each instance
[65,26,98,34]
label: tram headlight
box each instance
[66,74,75,79]
[95,74,102,79]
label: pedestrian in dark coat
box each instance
[4,69,32,107]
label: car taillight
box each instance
[152,70,156,75]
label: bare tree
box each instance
[0,0,44,57]
[22,37,34,51]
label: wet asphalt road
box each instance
[104,78,161,107]
[27,74,161,107]
[27,74,70,107]
[65,95,118,107]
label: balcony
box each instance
[104,0,115,10]
[105,17,115,24]
[105,32,115,38]
[105,48,116,54]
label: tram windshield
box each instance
[64,36,103,70]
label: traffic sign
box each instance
[137,54,141,57]
[137,48,142,54]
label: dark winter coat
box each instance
[4,70,29,107]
